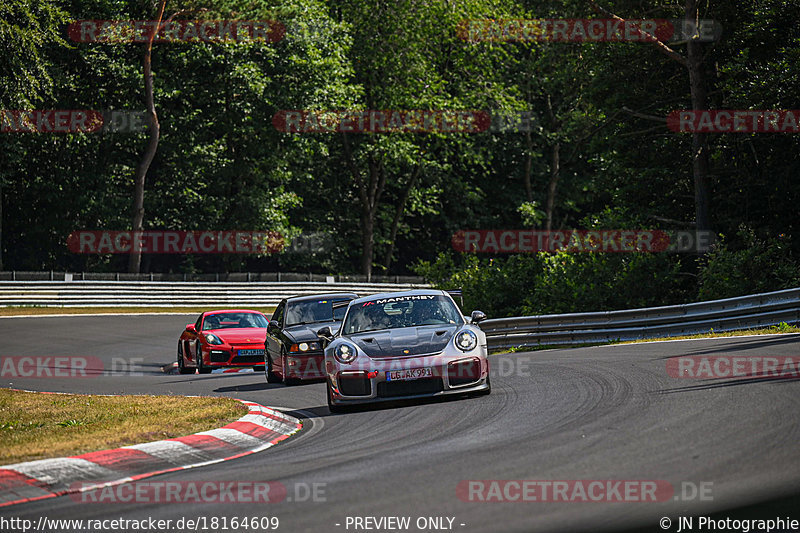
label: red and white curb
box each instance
[0,399,301,508]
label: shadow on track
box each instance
[656,375,800,393]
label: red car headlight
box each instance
[204,333,224,345]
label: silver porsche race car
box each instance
[318,289,491,412]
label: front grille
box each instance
[448,359,481,387]
[377,378,444,398]
[339,375,371,396]
[209,350,230,363]
[231,354,263,364]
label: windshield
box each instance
[203,312,268,330]
[285,298,353,326]
[343,294,463,335]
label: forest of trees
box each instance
[2,0,799,313]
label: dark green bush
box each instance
[698,227,800,300]
[413,249,689,318]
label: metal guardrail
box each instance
[0,271,425,284]
[480,287,800,349]
[0,281,428,308]
[2,280,797,347]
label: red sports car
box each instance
[177,309,270,374]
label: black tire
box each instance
[196,343,211,374]
[177,342,193,374]
[265,355,281,383]
[327,383,347,413]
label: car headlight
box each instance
[290,341,321,353]
[204,333,223,345]
[455,330,478,352]
[334,342,358,364]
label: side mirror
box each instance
[186,324,196,333]
[317,326,334,340]
[470,310,487,324]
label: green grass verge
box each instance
[0,389,248,464]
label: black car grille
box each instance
[209,350,230,363]
[231,354,264,364]
[447,358,481,387]
[377,378,444,398]
[339,375,371,396]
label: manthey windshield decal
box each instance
[362,295,436,307]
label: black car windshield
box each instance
[203,312,268,330]
[285,298,353,326]
[343,295,463,335]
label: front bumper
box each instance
[203,345,266,367]
[284,353,326,380]
[327,355,489,406]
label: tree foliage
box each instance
[1,0,798,313]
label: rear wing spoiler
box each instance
[332,299,354,311]
[446,289,464,307]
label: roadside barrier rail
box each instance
[0,280,428,308]
[2,280,796,349]
[479,287,800,349]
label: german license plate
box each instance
[386,367,433,381]
[238,349,265,356]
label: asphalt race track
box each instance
[1,315,799,532]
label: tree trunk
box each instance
[686,0,712,232]
[383,163,422,272]
[342,133,385,280]
[128,0,165,273]
[523,128,533,203]
[360,211,374,280]
[545,142,560,233]
[590,0,713,234]
[0,181,3,271]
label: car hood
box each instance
[205,328,266,344]
[349,325,458,358]
[285,321,340,343]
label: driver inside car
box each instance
[410,300,444,325]
[364,304,392,331]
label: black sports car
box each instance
[264,293,358,384]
